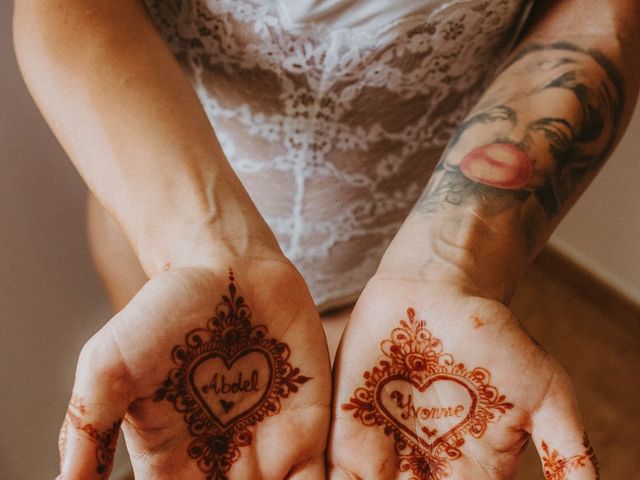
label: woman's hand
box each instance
[58,259,331,480]
[330,275,598,479]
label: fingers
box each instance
[328,465,362,480]
[58,330,131,480]
[530,369,599,479]
[287,456,326,480]
[58,397,122,479]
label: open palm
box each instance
[58,260,331,480]
[330,276,598,480]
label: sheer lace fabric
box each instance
[145,0,533,311]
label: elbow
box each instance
[13,0,139,74]
[13,1,43,65]
[14,0,154,104]
[13,0,87,74]
[13,0,78,55]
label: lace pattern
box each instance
[144,0,533,310]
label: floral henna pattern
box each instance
[342,308,513,479]
[542,432,600,480]
[154,270,310,480]
[82,421,122,476]
[583,433,601,478]
[59,395,121,478]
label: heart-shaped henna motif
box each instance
[189,348,274,430]
[343,308,512,480]
[154,270,310,480]
[219,399,234,413]
[376,374,478,450]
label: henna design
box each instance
[82,421,122,476]
[583,433,601,478]
[59,395,121,478]
[471,315,485,329]
[58,396,83,467]
[342,308,512,479]
[154,270,310,480]
[541,432,600,480]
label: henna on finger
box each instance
[541,432,600,480]
[154,269,311,480]
[59,395,122,478]
[342,308,512,479]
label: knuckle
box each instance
[77,331,126,381]
[78,334,104,368]
[552,363,575,390]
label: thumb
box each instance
[530,369,599,479]
[58,327,131,479]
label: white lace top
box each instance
[145,0,534,311]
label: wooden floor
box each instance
[119,247,640,479]
[513,248,640,479]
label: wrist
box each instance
[377,209,533,303]
[116,179,284,276]
[136,218,283,278]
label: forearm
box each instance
[380,0,640,302]
[14,0,280,275]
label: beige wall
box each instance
[550,105,640,304]
[0,2,638,478]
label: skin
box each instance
[540,433,600,480]
[331,281,577,479]
[57,261,331,479]
[330,1,640,479]
[429,45,623,218]
[14,1,331,478]
[12,0,640,478]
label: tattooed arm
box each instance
[381,0,640,302]
[331,1,639,479]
